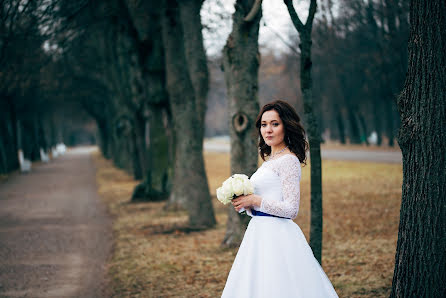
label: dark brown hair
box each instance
[255,100,309,164]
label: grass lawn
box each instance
[94,150,402,298]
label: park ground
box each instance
[95,146,402,298]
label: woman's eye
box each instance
[261,124,266,127]
[273,123,279,126]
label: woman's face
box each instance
[260,109,285,147]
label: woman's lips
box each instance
[266,136,273,140]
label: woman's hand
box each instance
[232,194,262,212]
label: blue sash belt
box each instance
[251,209,289,219]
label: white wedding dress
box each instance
[222,154,338,298]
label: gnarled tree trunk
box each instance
[221,0,262,248]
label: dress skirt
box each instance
[222,216,339,298]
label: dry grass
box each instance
[94,151,402,298]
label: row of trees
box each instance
[1,0,444,296]
[47,0,218,228]
[309,0,408,146]
[205,0,408,147]
[0,0,95,175]
[0,0,261,237]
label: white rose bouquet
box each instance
[216,174,254,213]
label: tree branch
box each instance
[306,0,317,29]
[263,20,300,57]
[244,0,262,22]
[284,0,304,32]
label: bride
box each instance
[222,100,338,298]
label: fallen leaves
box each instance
[94,151,402,298]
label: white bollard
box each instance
[367,131,378,145]
[40,148,50,163]
[18,149,32,172]
[56,143,66,155]
[51,147,59,158]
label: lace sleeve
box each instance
[259,155,301,219]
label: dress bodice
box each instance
[250,154,301,219]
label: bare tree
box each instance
[284,0,323,263]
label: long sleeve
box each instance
[259,155,301,219]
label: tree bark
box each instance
[336,108,346,144]
[221,0,262,248]
[178,0,208,135]
[132,106,171,201]
[161,0,216,229]
[119,0,173,201]
[347,108,361,144]
[285,0,323,263]
[385,99,397,146]
[372,100,383,146]
[390,0,446,297]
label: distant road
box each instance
[0,147,112,297]
[204,140,402,164]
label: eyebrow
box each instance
[261,119,279,123]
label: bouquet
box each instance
[216,174,254,213]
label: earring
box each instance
[287,136,291,144]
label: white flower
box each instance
[243,179,254,195]
[232,174,249,179]
[231,176,245,196]
[216,174,255,206]
[216,187,231,205]
[222,179,234,197]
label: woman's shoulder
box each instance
[262,153,301,178]
[273,153,300,163]
[277,154,301,179]
[268,153,301,171]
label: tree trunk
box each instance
[301,33,323,264]
[119,0,173,201]
[131,124,143,180]
[132,106,171,201]
[347,108,361,144]
[0,120,8,173]
[372,99,383,146]
[357,112,369,145]
[132,111,148,178]
[221,0,262,248]
[336,108,346,144]
[385,99,397,147]
[97,119,111,159]
[161,0,216,229]
[178,0,208,135]
[390,0,446,297]
[285,0,323,263]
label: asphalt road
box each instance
[204,141,402,164]
[0,147,112,298]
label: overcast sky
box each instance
[201,0,311,57]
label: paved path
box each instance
[204,141,402,163]
[0,147,112,298]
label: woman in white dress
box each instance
[222,100,338,298]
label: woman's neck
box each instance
[270,143,287,156]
